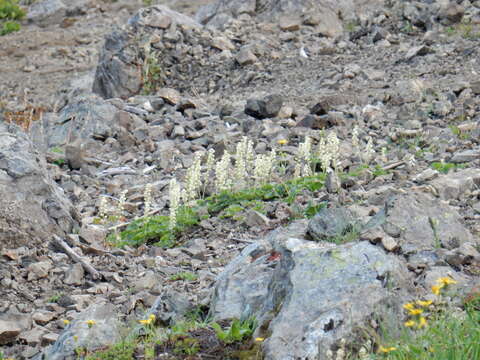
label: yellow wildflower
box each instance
[437,277,457,286]
[86,320,96,328]
[431,284,443,295]
[403,303,415,310]
[73,335,79,342]
[408,308,423,316]
[255,337,265,342]
[418,317,427,328]
[62,319,70,325]
[277,139,288,145]
[416,300,433,307]
[404,320,416,327]
[149,314,156,322]
[139,319,151,325]
[378,346,397,353]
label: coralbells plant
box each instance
[167,134,344,231]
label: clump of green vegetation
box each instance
[142,53,163,94]
[0,0,25,36]
[430,161,467,174]
[344,20,359,33]
[84,341,136,360]
[169,271,198,282]
[48,292,63,303]
[328,224,361,245]
[449,125,472,140]
[211,317,257,344]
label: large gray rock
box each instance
[27,0,66,27]
[381,192,474,250]
[0,122,77,251]
[39,303,121,360]
[431,168,480,200]
[29,94,130,150]
[92,6,201,99]
[209,221,411,360]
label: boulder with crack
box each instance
[209,220,412,360]
[0,122,77,251]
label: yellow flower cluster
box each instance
[378,346,397,354]
[138,314,156,326]
[86,320,96,328]
[403,299,430,329]
[432,276,457,295]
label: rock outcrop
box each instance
[0,122,77,251]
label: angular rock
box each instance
[210,221,411,360]
[157,88,181,105]
[382,192,473,250]
[64,263,85,286]
[450,149,480,163]
[40,303,121,360]
[0,314,32,345]
[211,36,235,51]
[27,0,66,27]
[431,169,480,200]
[0,123,77,251]
[0,320,21,345]
[279,16,301,31]
[245,94,283,119]
[93,6,201,99]
[308,207,359,242]
[32,311,56,326]
[28,261,53,281]
[30,94,121,149]
[236,47,258,66]
[405,45,432,61]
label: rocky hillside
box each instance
[1,0,480,359]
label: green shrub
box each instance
[0,0,25,19]
[0,0,25,36]
[0,20,20,35]
[211,318,257,344]
[84,340,136,360]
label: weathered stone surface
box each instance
[308,207,358,242]
[0,314,32,345]
[0,320,21,345]
[236,47,258,65]
[245,94,283,119]
[30,94,121,149]
[27,0,66,27]
[382,192,473,250]
[93,6,201,99]
[431,169,480,200]
[450,149,480,163]
[64,263,85,286]
[0,123,77,251]
[28,261,53,281]
[209,221,411,360]
[40,303,121,360]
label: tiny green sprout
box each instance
[169,272,198,282]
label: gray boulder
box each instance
[39,303,121,360]
[381,192,474,250]
[29,93,132,150]
[27,0,66,27]
[244,94,284,120]
[209,221,411,360]
[0,122,77,251]
[92,6,201,99]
